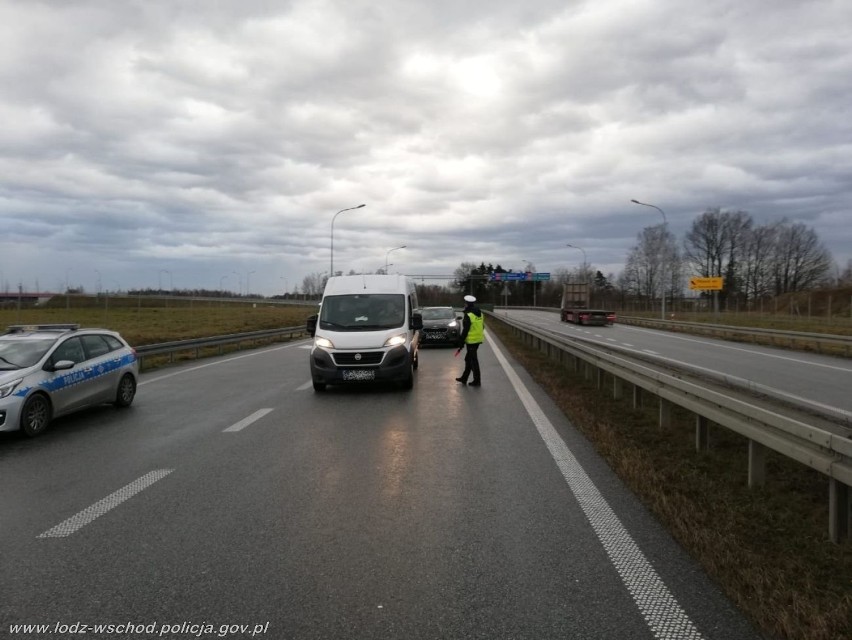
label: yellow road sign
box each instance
[689,277,723,290]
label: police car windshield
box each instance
[319,294,405,330]
[0,338,57,369]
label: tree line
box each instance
[619,208,842,307]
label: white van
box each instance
[306,274,423,391]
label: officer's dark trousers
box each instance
[461,343,481,383]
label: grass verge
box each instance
[488,318,851,640]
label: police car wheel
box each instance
[115,374,137,407]
[312,381,327,392]
[21,393,51,437]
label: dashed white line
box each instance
[223,408,274,432]
[38,470,174,538]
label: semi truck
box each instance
[560,283,616,326]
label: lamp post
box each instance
[158,269,172,291]
[220,275,228,291]
[631,199,668,319]
[385,245,406,272]
[65,268,72,311]
[566,244,587,281]
[232,271,242,296]
[330,204,366,276]
[246,270,256,297]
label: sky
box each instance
[2,0,850,296]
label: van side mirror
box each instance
[411,312,423,331]
[306,314,317,337]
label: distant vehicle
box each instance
[560,283,616,326]
[0,324,139,437]
[419,306,461,346]
[306,274,423,391]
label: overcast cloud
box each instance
[1,0,850,295]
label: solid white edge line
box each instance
[38,470,174,538]
[223,408,274,432]
[486,334,704,640]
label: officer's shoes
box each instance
[469,381,481,387]
[455,377,467,385]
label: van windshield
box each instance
[319,294,405,331]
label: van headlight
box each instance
[0,377,23,399]
[448,320,458,327]
[314,337,334,349]
[384,333,407,347]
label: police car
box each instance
[0,324,139,437]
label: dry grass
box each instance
[0,297,315,346]
[489,318,852,640]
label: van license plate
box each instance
[343,369,375,381]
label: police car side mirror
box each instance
[47,360,76,372]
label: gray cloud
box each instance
[1,0,849,295]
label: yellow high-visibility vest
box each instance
[465,312,484,344]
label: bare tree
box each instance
[770,222,833,293]
[301,272,328,296]
[741,222,779,301]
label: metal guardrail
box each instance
[489,312,852,543]
[135,326,308,366]
[615,315,852,356]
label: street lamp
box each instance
[232,271,242,296]
[566,244,587,280]
[385,245,406,271]
[631,199,668,319]
[330,204,366,276]
[246,270,256,297]
[220,275,228,291]
[158,269,172,291]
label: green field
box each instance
[0,295,316,347]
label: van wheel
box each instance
[412,350,419,370]
[400,369,414,390]
[21,393,52,437]
[313,381,326,392]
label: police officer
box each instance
[456,294,484,386]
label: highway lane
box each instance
[501,309,852,414]
[0,334,761,639]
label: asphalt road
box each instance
[501,308,852,414]
[1,331,763,640]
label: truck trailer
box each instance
[560,283,616,326]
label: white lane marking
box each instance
[296,381,313,391]
[621,325,852,373]
[38,470,174,538]
[486,334,704,640]
[643,349,660,355]
[223,408,274,432]
[299,344,313,349]
[139,341,310,386]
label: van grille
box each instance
[333,351,384,366]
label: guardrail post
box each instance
[659,398,672,429]
[696,415,710,451]
[633,385,642,409]
[596,368,604,390]
[748,440,766,488]
[613,377,624,400]
[828,479,850,544]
